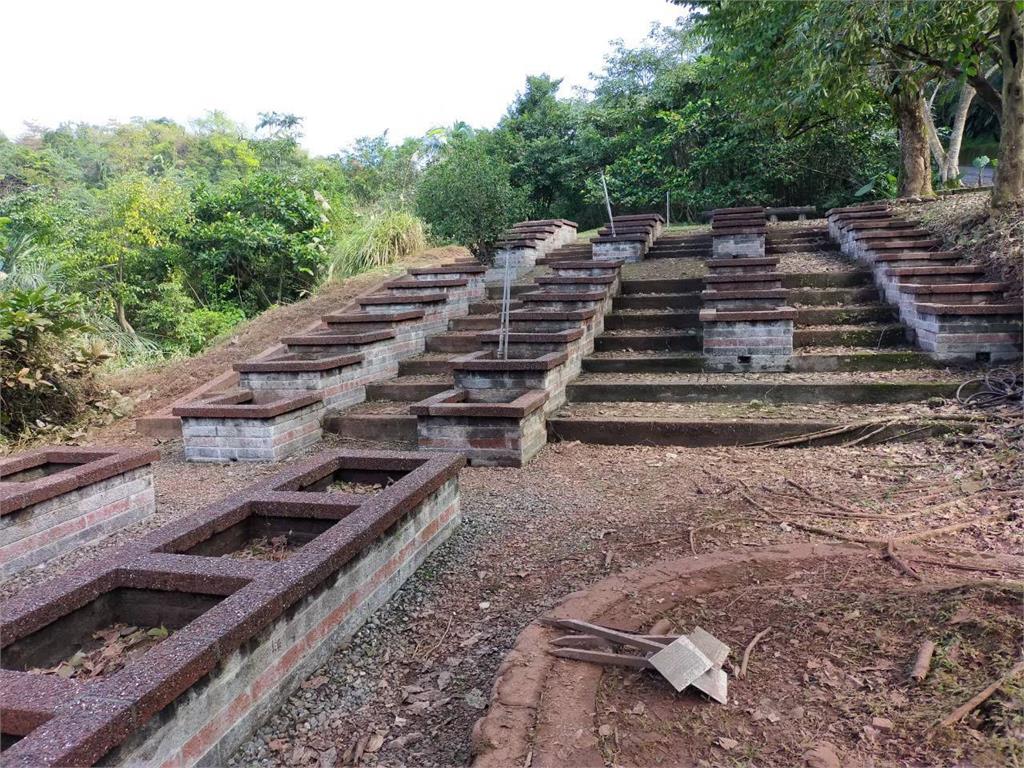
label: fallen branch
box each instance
[739,627,771,679]
[785,478,868,517]
[843,420,897,446]
[936,660,1024,728]
[746,422,870,448]
[905,555,1024,577]
[891,511,1014,545]
[886,540,923,580]
[911,640,936,682]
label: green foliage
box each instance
[416,136,526,254]
[336,133,425,209]
[134,278,244,355]
[329,210,427,280]
[0,285,107,437]
[183,171,332,313]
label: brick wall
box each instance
[593,241,644,263]
[181,402,325,462]
[712,233,765,258]
[0,468,155,578]
[416,410,547,467]
[702,319,795,372]
[105,477,461,767]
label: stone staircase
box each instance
[546,222,980,446]
[323,241,596,447]
[325,221,997,450]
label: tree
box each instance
[685,0,1001,199]
[416,134,526,254]
[494,75,585,219]
[993,0,1024,207]
[184,171,332,313]
[79,173,190,333]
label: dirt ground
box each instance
[891,192,1023,299]
[3,406,1021,765]
[3,237,1022,767]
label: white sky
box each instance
[3,0,684,156]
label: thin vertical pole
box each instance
[665,190,670,225]
[601,172,616,237]
[498,254,512,359]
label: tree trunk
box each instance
[893,81,935,198]
[994,0,1024,208]
[942,82,978,182]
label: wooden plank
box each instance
[540,619,665,654]
[549,648,653,669]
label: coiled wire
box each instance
[956,367,1023,409]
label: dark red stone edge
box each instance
[0,448,160,516]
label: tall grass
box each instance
[328,210,428,281]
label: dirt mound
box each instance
[474,543,1023,768]
[893,193,1023,299]
[101,246,471,421]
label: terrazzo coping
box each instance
[0,447,160,515]
[409,387,548,418]
[232,352,364,374]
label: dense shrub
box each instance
[0,285,108,437]
[416,137,526,254]
[183,172,333,313]
[134,278,244,354]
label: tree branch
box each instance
[891,42,1002,115]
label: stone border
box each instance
[0,448,159,515]
[470,543,868,768]
[0,449,464,767]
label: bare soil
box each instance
[99,246,471,428]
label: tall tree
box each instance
[685,0,1002,199]
[993,0,1024,207]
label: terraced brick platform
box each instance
[1,448,159,578]
[0,450,463,767]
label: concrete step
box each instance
[547,416,964,447]
[365,377,451,402]
[322,412,417,445]
[795,325,907,347]
[647,248,711,259]
[566,378,959,404]
[485,284,539,299]
[399,356,454,375]
[767,242,839,253]
[621,278,704,294]
[595,333,701,352]
[582,350,935,373]
[451,315,501,331]
[605,312,700,330]
[614,293,701,310]
[796,305,895,324]
[427,333,481,352]
[470,300,524,315]
[788,287,879,306]
[605,305,894,330]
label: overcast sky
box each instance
[3,1,684,156]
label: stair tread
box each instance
[553,400,971,422]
